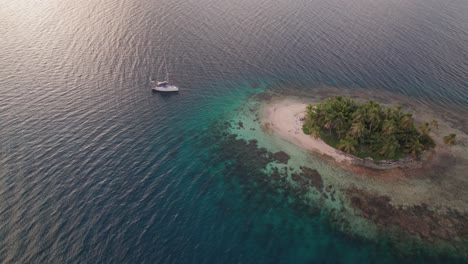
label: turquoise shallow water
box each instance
[1,0,468,263]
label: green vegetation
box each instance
[443,133,457,145]
[303,96,436,160]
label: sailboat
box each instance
[151,56,179,92]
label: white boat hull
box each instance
[152,85,179,92]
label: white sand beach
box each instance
[260,98,353,163]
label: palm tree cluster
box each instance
[303,96,435,160]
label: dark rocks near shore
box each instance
[349,155,423,170]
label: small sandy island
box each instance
[260,95,458,172]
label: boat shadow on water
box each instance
[152,89,179,98]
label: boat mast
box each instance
[164,54,169,82]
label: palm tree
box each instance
[310,127,321,139]
[349,122,365,141]
[382,120,398,137]
[352,108,366,124]
[366,108,380,132]
[380,137,400,159]
[337,138,357,154]
[333,112,347,138]
[322,111,334,135]
[399,114,413,130]
[406,139,424,158]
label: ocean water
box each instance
[1,0,467,263]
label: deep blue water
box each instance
[1,0,467,263]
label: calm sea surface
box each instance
[1,0,467,263]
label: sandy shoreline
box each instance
[261,98,354,164]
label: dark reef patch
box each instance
[291,167,323,193]
[201,120,324,219]
[271,151,290,164]
[347,188,468,243]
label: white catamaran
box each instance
[151,56,179,92]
